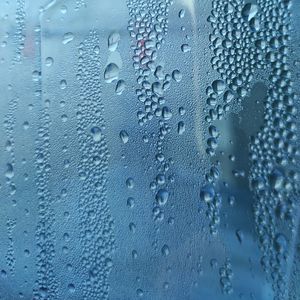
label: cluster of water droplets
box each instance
[127,0,186,229]
[75,0,86,10]
[5,218,16,276]
[219,258,234,295]
[127,0,170,221]
[33,100,58,299]
[202,0,298,298]
[104,31,127,95]
[126,0,186,295]
[4,97,18,195]
[249,1,298,298]
[13,0,25,65]
[0,0,298,299]
[76,31,115,300]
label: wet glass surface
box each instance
[0,0,299,299]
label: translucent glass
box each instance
[0,0,299,299]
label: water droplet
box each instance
[60,5,67,14]
[1,270,7,278]
[136,289,144,297]
[156,189,169,205]
[162,107,172,120]
[181,44,191,53]
[152,82,163,96]
[212,80,225,94]
[179,9,185,18]
[126,178,135,189]
[115,80,126,95]
[269,169,284,191]
[45,57,54,67]
[161,244,170,256]
[241,3,258,22]
[62,32,74,45]
[236,230,243,244]
[249,17,260,31]
[5,163,14,179]
[60,80,67,89]
[120,130,129,144]
[172,69,182,82]
[200,185,215,203]
[68,283,75,293]
[177,121,185,135]
[127,197,135,208]
[90,127,102,142]
[108,32,120,52]
[104,63,119,83]
[23,121,29,130]
[274,233,288,253]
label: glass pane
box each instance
[0,0,299,299]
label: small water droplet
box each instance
[115,80,126,95]
[177,121,185,135]
[161,244,170,256]
[181,44,191,53]
[62,32,74,45]
[108,32,120,52]
[60,80,67,89]
[45,57,54,67]
[200,185,215,203]
[172,69,182,82]
[178,9,185,18]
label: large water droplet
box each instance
[177,121,185,135]
[108,32,120,52]
[5,163,14,179]
[120,130,129,144]
[104,63,119,83]
[156,189,169,205]
[212,80,226,94]
[241,3,258,22]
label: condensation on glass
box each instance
[0,0,299,299]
